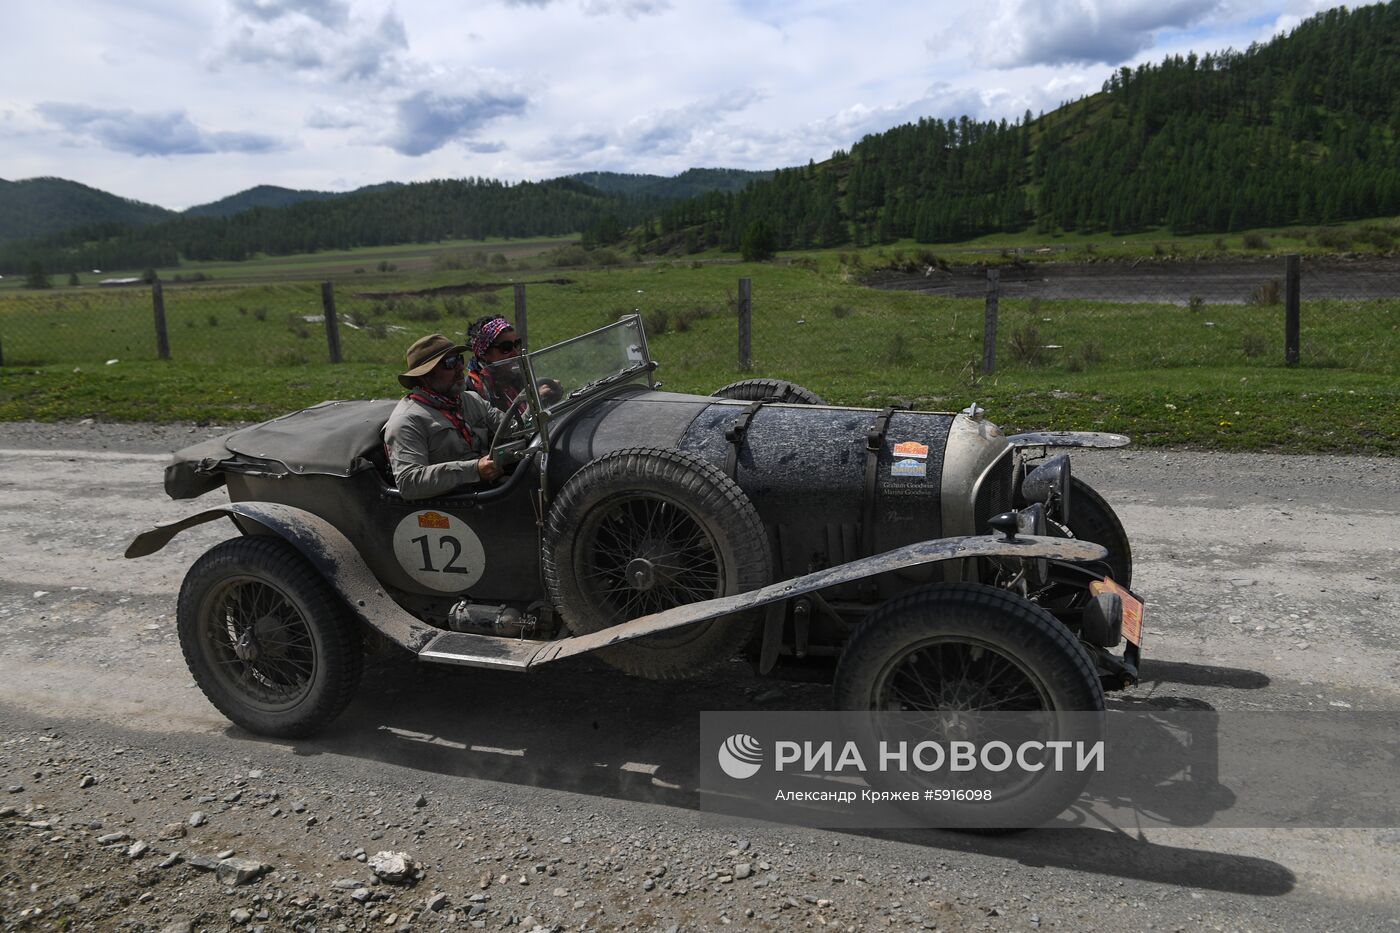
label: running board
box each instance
[417,631,546,669]
[414,534,1108,672]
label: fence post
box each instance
[513,283,527,347]
[321,282,342,364]
[982,268,1000,375]
[152,282,170,361]
[1284,254,1300,365]
[737,277,752,371]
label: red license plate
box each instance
[1090,577,1145,647]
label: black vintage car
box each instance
[128,316,1142,808]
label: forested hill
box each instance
[0,177,652,275]
[180,182,404,218]
[0,177,173,243]
[644,2,1400,253]
[569,168,773,199]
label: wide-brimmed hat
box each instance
[398,333,466,389]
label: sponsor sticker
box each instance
[417,511,451,530]
[892,440,928,460]
[891,458,927,478]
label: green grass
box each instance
[1,244,1395,455]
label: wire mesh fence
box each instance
[0,256,1395,378]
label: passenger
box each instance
[467,315,562,409]
[466,315,525,408]
[383,333,506,500]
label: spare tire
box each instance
[541,447,772,679]
[712,378,825,405]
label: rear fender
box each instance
[125,502,439,652]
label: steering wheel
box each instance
[488,400,533,468]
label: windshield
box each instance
[522,315,652,413]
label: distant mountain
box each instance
[0,177,174,243]
[568,168,773,200]
[0,177,653,274]
[181,182,405,218]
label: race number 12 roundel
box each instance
[392,511,486,591]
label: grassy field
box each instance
[1,237,1396,454]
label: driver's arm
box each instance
[385,407,497,500]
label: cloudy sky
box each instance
[2,0,1349,210]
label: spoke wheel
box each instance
[542,447,771,679]
[874,637,1053,714]
[578,494,725,630]
[836,583,1103,829]
[201,576,318,710]
[178,536,362,738]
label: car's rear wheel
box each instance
[542,447,772,679]
[835,583,1104,828]
[712,378,825,405]
[177,536,362,738]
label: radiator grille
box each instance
[973,451,1015,534]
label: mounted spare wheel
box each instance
[177,536,364,739]
[541,446,772,679]
[711,378,825,405]
[834,583,1104,829]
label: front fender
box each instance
[1007,431,1130,449]
[126,502,439,652]
[514,534,1107,665]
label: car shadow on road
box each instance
[266,656,1294,898]
[1139,658,1271,690]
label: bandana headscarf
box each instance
[470,317,513,360]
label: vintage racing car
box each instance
[127,316,1143,812]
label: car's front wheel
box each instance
[835,583,1104,828]
[177,536,363,738]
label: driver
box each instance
[383,333,507,500]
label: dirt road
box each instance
[1,422,1397,932]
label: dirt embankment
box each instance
[864,256,1400,303]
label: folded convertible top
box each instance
[163,399,397,498]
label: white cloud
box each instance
[216,0,410,85]
[0,0,1355,208]
[385,89,530,156]
[980,0,1224,67]
[34,103,286,157]
[306,105,364,129]
[229,0,351,29]
[501,0,671,14]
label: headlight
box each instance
[1020,454,1072,524]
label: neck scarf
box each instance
[408,387,472,444]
